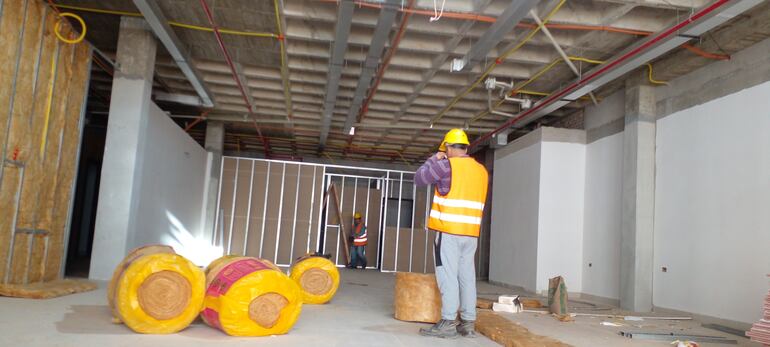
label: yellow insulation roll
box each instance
[202,256,302,336]
[108,245,205,334]
[108,245,175,322]
[289,256,340,304]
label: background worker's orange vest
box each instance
[427,157,489,237]
[352,223,367,246]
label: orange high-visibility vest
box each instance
[353,223,367,246]
[428,157,489,237]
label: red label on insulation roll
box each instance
[206,258,271,297]
[202,258,272,330]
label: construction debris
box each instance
[548,276,569,315]
[476,310,572,347]
[746,275,770,346]
[0,279,96,299]
[477,297,495,309]
[620,331,737,344]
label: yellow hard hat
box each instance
[439,128,470,151]
[354,212,362,219]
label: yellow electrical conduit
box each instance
[469,56,603,123]
[470,57,668,123]
[41,11,86,157]
[50,4,279,39]
[429,0,567,125]
[273,0,294,119]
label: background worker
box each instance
[414,129,489,339]
[347,212,368,269]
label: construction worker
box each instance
[414,129,489,339]
[347,212,367,269]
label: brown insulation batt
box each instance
[394,272,442,323]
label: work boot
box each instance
[457,320,477,338]
[419,319,458,338]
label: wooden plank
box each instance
[0,0,26,163]
[9,233,31,284]
[0,165,22,282]
[328,183,350,264]
[44,44,90,281]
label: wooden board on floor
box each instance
[0,279,96,299]
[476,310,572,347]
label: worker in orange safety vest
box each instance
[347,212,367,269]
[415,129,489,339]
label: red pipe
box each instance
[344,0,416,154]
[471,0,731,149]
[199,0,270,157]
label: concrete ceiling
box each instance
[54,0,770,163]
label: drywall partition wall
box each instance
[218,158,324,266]
[0,0,91,284]
[490,133,541,292]
[654,80,770,324]
[536,140,586,293]
[581,132,624,301]
[132,103,208,263]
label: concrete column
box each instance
[90,17,156,280]
[201,121,224,243]
[619,79,656,311]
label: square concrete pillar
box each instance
[619,80,656,311]
[201,121,224,243]
[90,17,157,280]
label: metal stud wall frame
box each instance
[214,156,489,277]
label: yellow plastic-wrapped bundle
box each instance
[289,255,340,304]
[202,256,302,336]
[108,245,205,334]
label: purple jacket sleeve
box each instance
[414,155,451,195]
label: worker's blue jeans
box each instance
[350,245,366,268]
[434,231,477,321]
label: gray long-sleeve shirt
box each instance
[414,155,452,195]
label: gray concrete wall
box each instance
[656,36,770,119]
[653,79,770,324]
[490,131,542,292]
[90,18,157,280]
[582,131,624,301]
[132,103,208,264]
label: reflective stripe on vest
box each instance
[353,223,367,246]
[427,157,489,237]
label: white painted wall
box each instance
[131,103,210,264]
[654,80,770,324]
[536,142,586,293]
[582,133,624,300]
[490,143,541,292]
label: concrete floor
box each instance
[0,269,760,347]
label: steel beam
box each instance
[472,0,767,147]
[452,0,540,72]
[319,0,355,148]
[132,0,215,107]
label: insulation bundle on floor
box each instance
[202,256,302,336]
[394,272,442,323]
[108,245,205,334]
[289,255,340,304]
